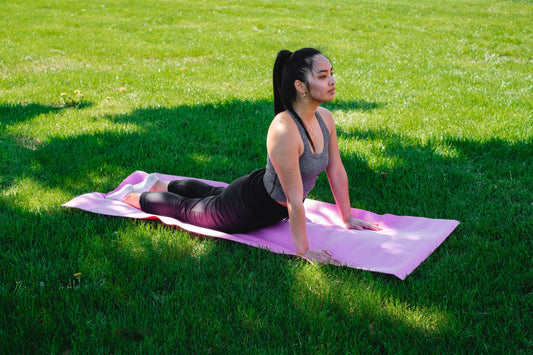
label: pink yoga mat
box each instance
[63,171,459,279]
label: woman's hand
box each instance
[344,216,382,231]
[302,249,341,266]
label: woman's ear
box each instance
[294,80,307,95]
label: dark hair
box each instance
[273,48,323,150]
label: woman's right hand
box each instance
[302,249,341,266]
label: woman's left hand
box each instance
[344,216,382,231]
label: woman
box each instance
[107,48,380,265]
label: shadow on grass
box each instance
[1,98,385,193]
[333,127,532,228]
[0,102,65,125]
[1,98,532,352]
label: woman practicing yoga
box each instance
[107,48,380,265]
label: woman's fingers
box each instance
[365,221,382,231]
[304,249,341,266]
[346,217,382,231]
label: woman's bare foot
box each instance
[106,174,165,202]
[123,192,141,209]
[122,178,168,209]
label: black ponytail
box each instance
[273,50,292,116]
[272,48,323,150]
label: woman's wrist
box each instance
[342,215,353,224]
[297,248,309,257]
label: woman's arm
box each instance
[267,114,309,255]
[321,108,381,231]
[267,113,341,264]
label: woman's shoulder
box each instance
[267,111,302,152]
[269,111,298,134]
[274,110,295,122]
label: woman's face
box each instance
[305,54,335,103]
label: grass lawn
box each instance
[1,0,532,353]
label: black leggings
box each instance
[139,169,288,233]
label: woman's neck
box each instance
[293,101,320,123]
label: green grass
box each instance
[1,0,532,353]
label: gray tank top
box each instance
[263,111,330,202]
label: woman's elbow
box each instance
[286,195,305,211]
